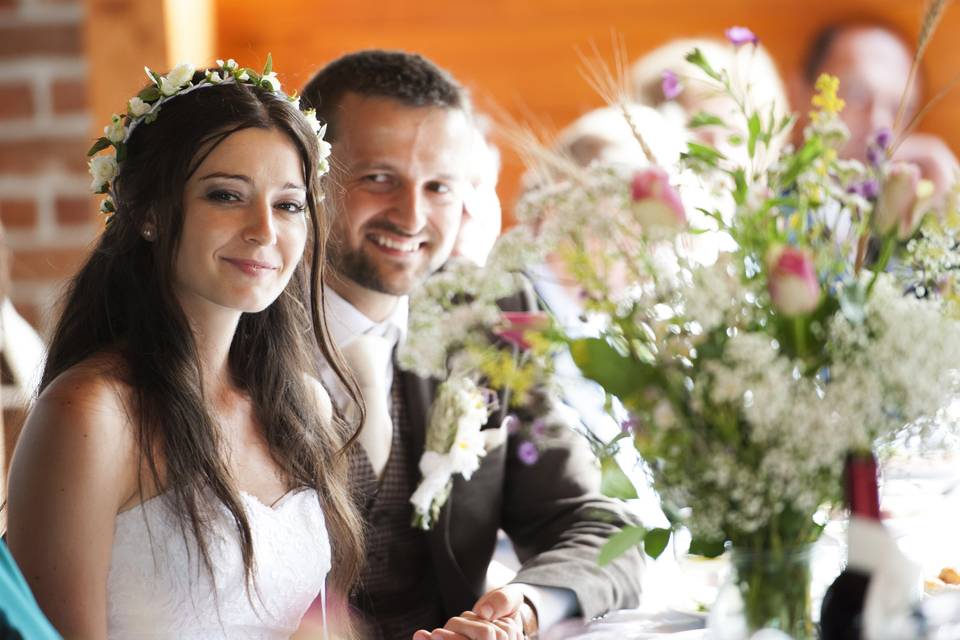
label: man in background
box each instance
[792,23,957,196]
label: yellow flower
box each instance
[811,74,845,114]
[809,73,845,125]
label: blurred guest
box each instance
[451,121,502,266]
[0,221,46,415]
[631,37,789,161]
[553,103,686,172]
[791,23,958,196]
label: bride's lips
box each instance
[222,257,280,276]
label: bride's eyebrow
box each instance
[198,173,306,191]
[199,172,251,184]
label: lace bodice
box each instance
[106,488,330,639]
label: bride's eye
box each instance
[206,189,242,203]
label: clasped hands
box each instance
[412,584,537,640]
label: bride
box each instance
[6,58,363,639]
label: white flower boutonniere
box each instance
[410,377,494,530]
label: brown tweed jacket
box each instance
[393,285,644,621]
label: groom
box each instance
[303,50,643,639]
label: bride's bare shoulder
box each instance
[38,352,135,422]
[8,351,140,523]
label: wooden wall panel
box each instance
[213,1,960,220]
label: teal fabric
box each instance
[0,541,60,639]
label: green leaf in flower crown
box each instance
[146,67,162,86]
[600,456,638,500]
[137,86,161,102]
[643,527,672,559]
[684,48,722,82]
[688,536,726,558]
[263,52,273,76]
[569,337,654,400]
[598,525,646,566]
[747,112,762,159]
[688,111,725,129]
[87,137,111,156]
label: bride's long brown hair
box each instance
[40,75,363,623]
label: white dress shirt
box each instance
[319,288,407,415]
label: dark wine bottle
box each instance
[820,452,881,640]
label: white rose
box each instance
[104,114,126,143]
[318,138,332,161]
[89,155,118,191]
[289,95,301,110]
[261,72,280,92]
[205,71,222,84]
[237,70,249,81]
[160,62,195,95]
[303,109,322,135]
[127,97,150,117]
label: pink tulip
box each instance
[496,311,550,351]
[631,167,686,230]
[873,162,920,237]
[767,246,821,316]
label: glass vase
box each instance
[707,545,816,639]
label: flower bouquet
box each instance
[402,18,960,637]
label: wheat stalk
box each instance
[892,68,960,155]
[575,32,659,165]
[893,0,952,134]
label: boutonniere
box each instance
[399,256,562,530]
[410,377,496,530]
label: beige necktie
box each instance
[343,334,394,478]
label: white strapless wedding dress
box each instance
[106,488,330,639]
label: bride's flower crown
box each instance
[87,54,332,221]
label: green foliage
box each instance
[87,137,111,157]
[643,527,672,559]
[137,86,161,102]
[688,112,726,129]
[688,537,726,558]
[684,48,722,81]
[569,337,654,401]
[598,525,646,566]
[600,456,638,500]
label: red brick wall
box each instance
[0,0,95,336]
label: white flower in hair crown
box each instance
[87,54,331,220]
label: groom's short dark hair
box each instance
[302,50,470,142]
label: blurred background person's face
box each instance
[802,26,920,161]
[451,127,502,267]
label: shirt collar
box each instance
[324,286,408,350]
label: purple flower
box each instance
[867,127,893,168]
[848,179,880,200]
[531,417,548,438]
[873,127,893,150]
[502,414,521,434]
[725,26,759,47]
[661,69,682,100]
[621,416,639,433]
[517,441,540,465]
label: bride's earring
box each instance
[142,223,156,242]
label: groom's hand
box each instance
[410,585,538,640]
